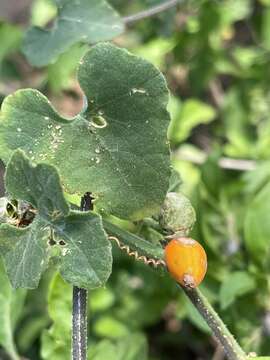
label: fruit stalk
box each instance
[182,286,247,360]
[72,193,93,360]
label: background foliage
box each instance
[1,0,270,359]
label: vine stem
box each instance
[123,0,182,24]
[104,220,247,360]
[174,149,257,171]
[182,287,247,360]
[72,193,93,360]
[72,287,88,360]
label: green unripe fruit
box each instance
[159,192,196,236]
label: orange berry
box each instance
[164,237,207,288]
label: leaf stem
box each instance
[104,221,247,360]
[123,0,182,24]
[72,193,93,360]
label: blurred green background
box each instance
[1,0,270,359]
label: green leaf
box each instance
[219,271,256,309]
[89,334,148,360]
[41,273,71,360]
[244,162,270,195]
[5,148,69,218]
[168,98,216,143]
[0,23,22,63]
[168,169,182,192]
[0,150,112,289]
[0,219,51,289]
[56,212,112,288]
[47,43,88,93]
[22,0,124,67]
[223,88,253,158]
[244,182,270,262]
[0,43,171,220]
[90,287,115,312]
[93,316,129,338]
[221,0,251,23]
[261,8,270,49]
[30,0,57,27]
[0,260,26,360]
[134,37,176,69]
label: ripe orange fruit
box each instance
[165,237,207,288]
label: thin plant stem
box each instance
[72,287,88,360]
[174,149,257,171]
[72,193,93,360]
[182,287,247,360]
[123,0,182,24]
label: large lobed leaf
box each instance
[22,0,124,67]
[0,43,171,220]
[0,150,112,289]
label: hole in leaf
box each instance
[6,200,36,228]
[59,240,66,246]
[91,115,107,129]
[48,238,57,246]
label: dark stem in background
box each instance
[72,193,94,360]
[123,0,182,24]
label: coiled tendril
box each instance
[108,236,165,268]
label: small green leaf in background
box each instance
[0,22,22,64]
[22,0,124,67]
[168,98,216,143]
[89,287,115,312]
[261,7,270,50]
[0,22,22,80]
[0,260,26,360]
[223,88,253,158]
[219,271,256,310]
[88,334,148,360]
[0,42,171,220]
[134,37,176,69]
[244,182,270,263]
[0,150,112,289]
[93,316,129,339]
[47,43,89,93]
[30,0,57,27]
[41,273,71,360]
[243,162,270,195]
